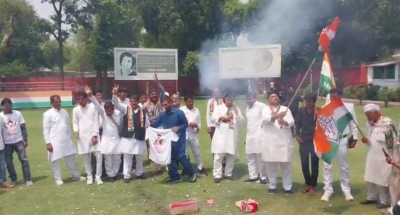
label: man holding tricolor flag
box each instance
[315,88,358,202]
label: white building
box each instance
[367,51,400,88]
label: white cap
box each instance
[270,82,274,85]
[363,103,380,112]
[164,92,170,97]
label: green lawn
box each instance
[0,99,398,215]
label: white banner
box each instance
[114,48,178,80]
[219,45,281,79]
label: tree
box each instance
[0,0,50,77]
[42,0,70,86]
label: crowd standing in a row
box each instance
[0,79,399,215]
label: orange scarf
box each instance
[210,97,223,113]
[127,106,144,132]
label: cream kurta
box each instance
[246,101,267,154]
[72,103,100,154]
[211,104,243,155]
[43,108,77,162]
[261,105,295,162]
[89,96,122,154]
[364,116,398,186]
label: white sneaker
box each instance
[96,178,103,185]
[86,177,93,185]
[72,176,86,181]
[55,179,64,186]
[26,180,33,186]
[344,192,354,201]
[321,191,332,202]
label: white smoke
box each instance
[197,0,334,93]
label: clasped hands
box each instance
[271,112,287,125]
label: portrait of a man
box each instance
[119,51,137,76]
[252,48,273,73]
[154,134,164,146]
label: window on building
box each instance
[373,65,396,79]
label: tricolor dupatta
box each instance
[127,106,144,132]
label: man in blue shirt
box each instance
[151,97,196,183]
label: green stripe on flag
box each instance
[321,141,339,164]
[315,50,324,62]
[319,74,332,92]
[337,112,353,134]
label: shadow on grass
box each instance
[31,175,48,183]
[0,190,6,195]
[232,163,249,180]
[320,204,352,214]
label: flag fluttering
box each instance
[319,52,336,92]
[314,99,352,164]
[315,17,341,62]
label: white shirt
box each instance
[114,98,130,116]
[0,116,4,150]
[147,127,179,165]
[181,106,201,140]
[245,101,267,154]
[0,110,25,144]
[206,98,223,127]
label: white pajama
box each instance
[213,153,235,178]
[123,154,144,179]
[266,162,292,190]
[367,182,390,205]
[187,138,203,169]
[104,154,121,177]
[323,138,351,193]
[246,153,267,180]
[51,154,80,180]
[83,152,102,179]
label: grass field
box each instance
[0,98,398,215]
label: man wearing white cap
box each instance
[360,103,397,211]
[321,88,358,202]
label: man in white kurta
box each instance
[72,91,102,185]
[43,95,85,186]
[85,86,123,182]
[112,84,149,183]
[360,104,394,210]
[321,88,358,202]
[211,93,243,183]
[261,93,295,195]
[244,92,268,184]
[181,95,206,175]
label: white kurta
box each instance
[211,104,243,155]
[112,95,149,155]
[364,116,398,186]
[246,101,267,154]
[261,105,295,162]
[72,103,100,154]
[43,108,77,162]
[89,96,122,154]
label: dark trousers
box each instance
[168,140,194,180]
[299,141,319,187]
[393,205,400,215]
[4,141,31,181]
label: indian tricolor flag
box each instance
[314,99,352,164]
[319,52,336,92]
[315,17,341,62]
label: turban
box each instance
[363,103,380,112]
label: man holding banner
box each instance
[319,88,358,202]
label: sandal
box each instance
[308,187,316,196]
[1,182,15,188]
[301,185,310,193]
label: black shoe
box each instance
[136,174,147,180]
[376,203,390,209]
[284,190,293,195]
[124,178,131,183]
[189,174,197,183]
[243,178,259,183]
[113,176,118,181]
[224,176,234,181]
[268,189,276,194]
[214,178,222,183]
[260,179,268,185]
[360,199,377,205]
[108,177,115,182]
[198,168,208,176]
[166,178,181,184]
[181,170,189,177]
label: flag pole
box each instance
[284,58,316,111]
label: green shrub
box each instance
[365,84,381,100]
[377,88,390,107]
[355,87,367,105]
